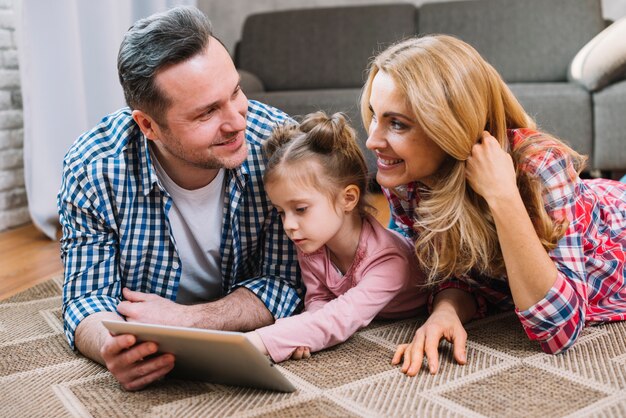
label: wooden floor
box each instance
[0,194,390,300]
[0,223,63,299]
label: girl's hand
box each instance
[465,131,517,204]
[290,346,311,360]
[392,308,467,376]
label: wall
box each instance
[0,0,28,231]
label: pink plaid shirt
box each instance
[383,128,626,354]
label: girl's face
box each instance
[266,173,348,254]
[365,71,448,188]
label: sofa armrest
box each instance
[568,17,626,92]
[238,69,265,94]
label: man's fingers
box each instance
[122,356,175,391]
[102,334,136,359]
[122,287,148,302]
[110,341,159,371]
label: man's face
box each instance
[147,38,249,178]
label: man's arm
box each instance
[118,287,274,331]
[58,155,123,349]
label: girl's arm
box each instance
[252,248,419,362]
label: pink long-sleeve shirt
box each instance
[255,215,428,362]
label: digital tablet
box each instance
[101,320,296,393]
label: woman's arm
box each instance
[466,132,589,354]
[465,133,558,310]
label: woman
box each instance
[360,35,626,376]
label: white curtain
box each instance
[15,0,196,239]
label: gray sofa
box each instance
[235,0,626,176]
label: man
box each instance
[57,6,302,391]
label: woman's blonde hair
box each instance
[264,111,373,216]
[361,35,586,284]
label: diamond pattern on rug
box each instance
[360,317,427,347]
[68,374,214,418]
[535,321,626,389]
[335,346,508,416]
[251,397,360,418]
[280,335,395,389]
[2,279,626,418]
[0,358,104,418]
[0,297,63,344]
[464,313,541,357]
[0,334,75,376]
[2,278,62,303]
[148,383,303,417]
[439,364,608,417]
[586,396,626,418]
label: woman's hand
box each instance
[392,307,467,376]
[465,131,518,204]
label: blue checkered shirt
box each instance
[58,100,303,349]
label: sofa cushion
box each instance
[238,4,417,91]
[508,83,593,158]
[568,17,626,92]
[418,0,605,82]
[238,69,265,94]
[592,80,626,170]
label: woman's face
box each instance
[365,71,448,189]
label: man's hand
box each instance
[74,312,175,391]
[118,288,193,327]
[100,332,175,391]
[118,287,274,331]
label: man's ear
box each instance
[341,184,361,212]
[132,109,160,141]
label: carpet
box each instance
[2,277,626,418]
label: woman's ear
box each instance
[341,184,361,212]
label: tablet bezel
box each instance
[101,320,296,393]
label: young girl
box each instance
[360,35,626,375]
[246,111,428,362]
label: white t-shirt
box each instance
[151,150,225,304]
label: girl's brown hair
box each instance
[264,111,373,216]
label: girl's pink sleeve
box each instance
[255,248,412,362]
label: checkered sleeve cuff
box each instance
[429,278,488,319]
[236,277,303,320]
[63,295,119,350]
[515,273,584,354]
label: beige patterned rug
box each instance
[2,277,626,418]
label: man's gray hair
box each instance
[117,6,212,124]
